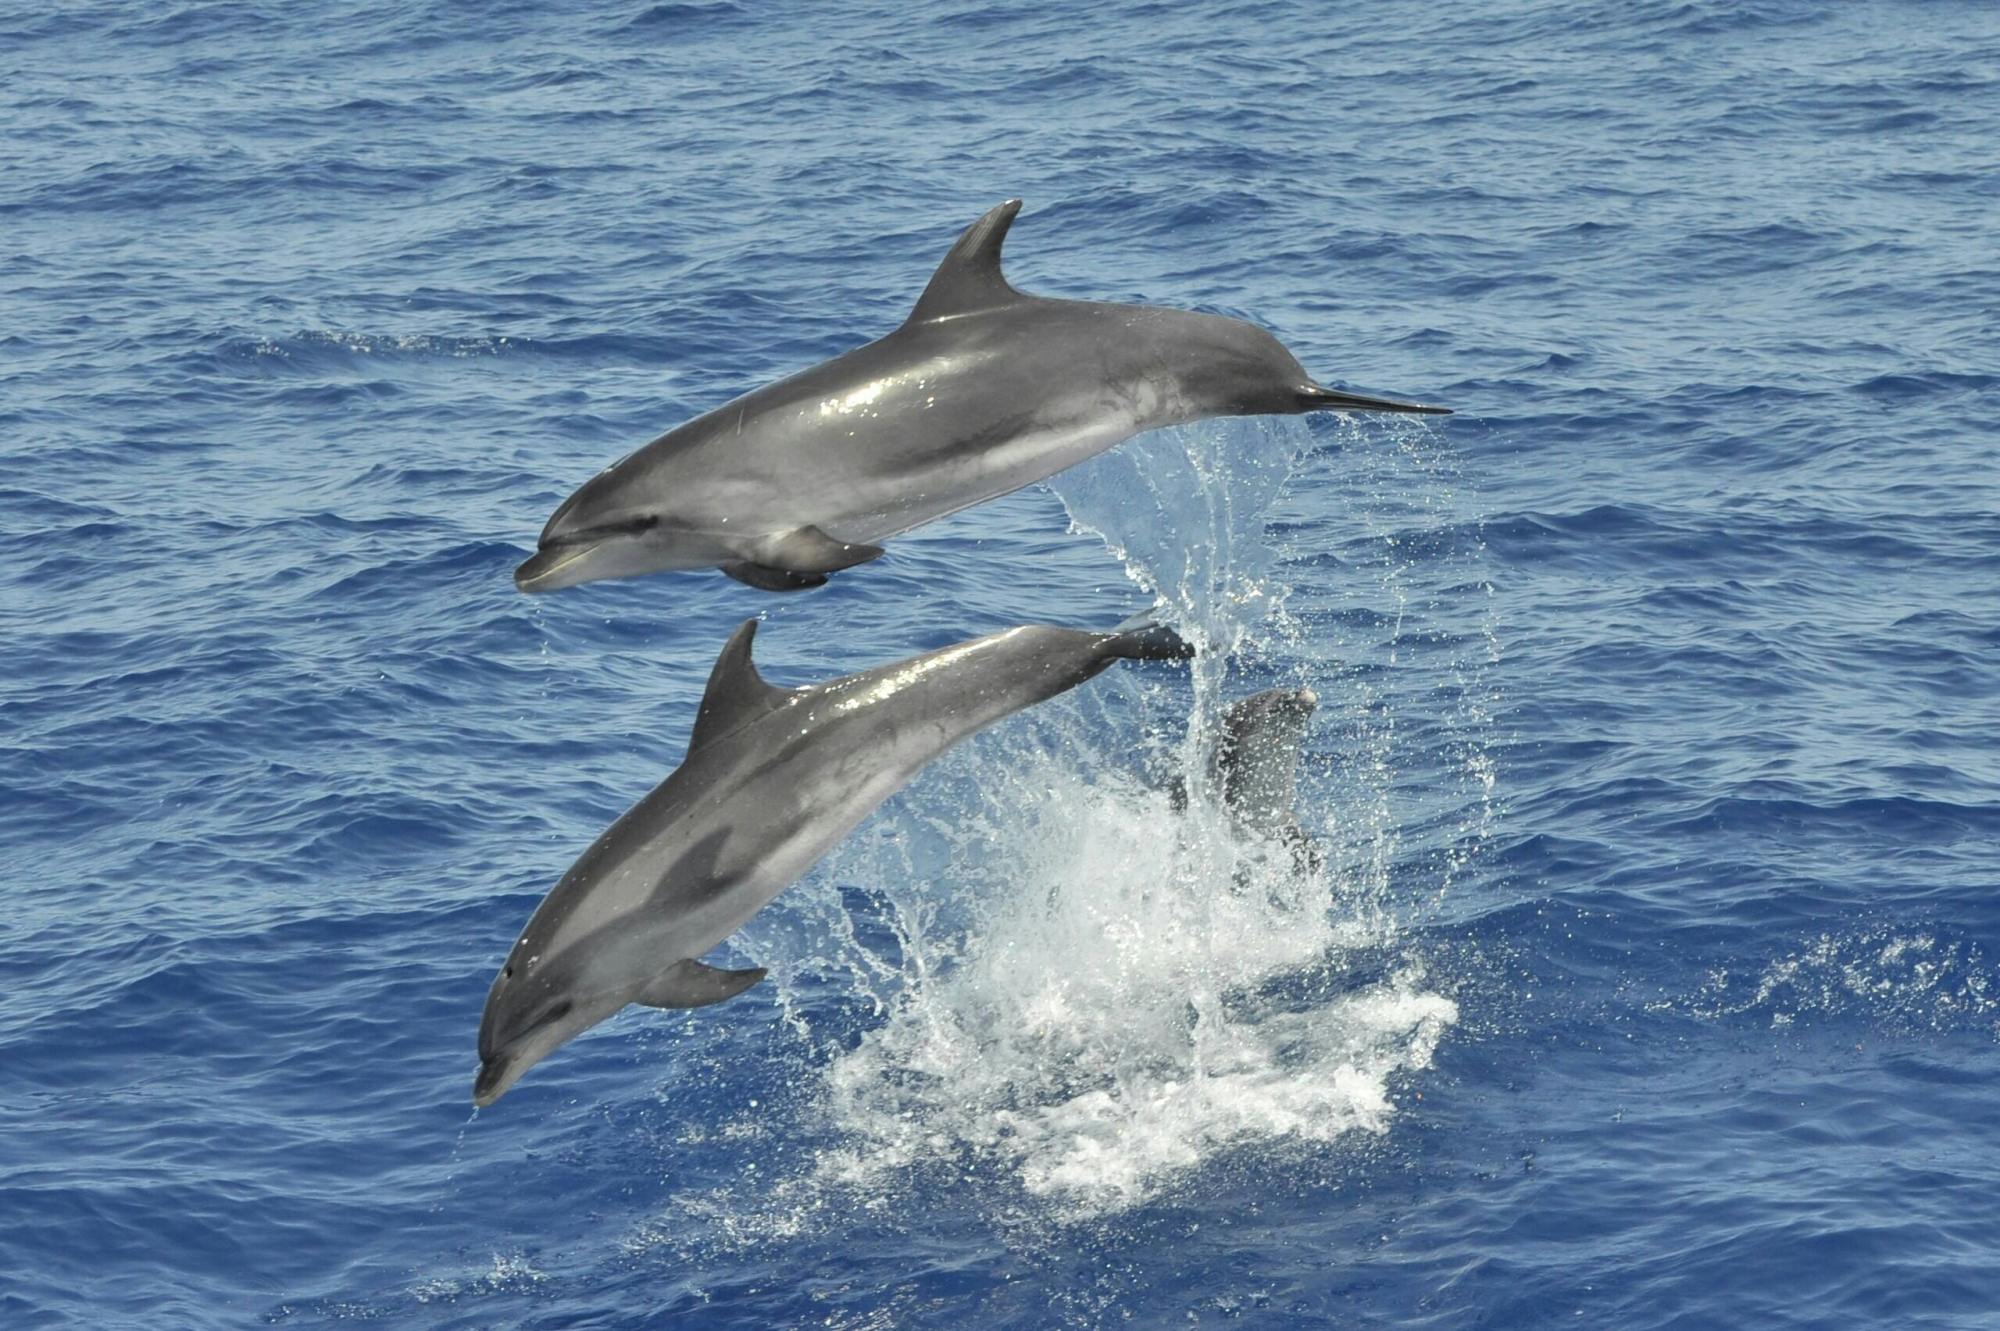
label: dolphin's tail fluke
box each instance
[1298,383,1452,416]
[1099,611,1195,662]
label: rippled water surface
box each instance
[5,2,1999,1327]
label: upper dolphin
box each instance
[474,613,1192,1107]
[515,199,1450,594]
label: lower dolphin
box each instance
[474,615,1192,1107]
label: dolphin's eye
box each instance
[577,514,659,539]
[504,965,514,978]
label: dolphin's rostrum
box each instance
[474,614,1193,1107]
[517,199,1450,594]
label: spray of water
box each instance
[732,415,1491,1217]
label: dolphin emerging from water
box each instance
[474,615,1192,1107]
[1173,686,1320,866]
[1205,687,1318,845]
[515,199,1450,594]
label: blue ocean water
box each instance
[5,0,1999,1325]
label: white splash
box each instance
[806,759,1457,1212]
[1668,927,2000,1034]
[409,1250,546,1305]
[739,415,1491,1217]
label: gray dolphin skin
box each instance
[1172,687,1319,866]
[516,199,1451,594]
[1207,686,1317,839]
[474,615,1192,1107]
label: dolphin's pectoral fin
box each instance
[637,959,768,1010]
[719,526,883,591]
[721,562,829,592]
[742,525,887,576]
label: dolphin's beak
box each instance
[513,540,603,593]
[473,1054,520,1108]
[1299,383,1452,416]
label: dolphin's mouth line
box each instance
[518,516,669,587]
[473,1056,513,1109]
[518,542,596,584]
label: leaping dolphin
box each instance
[474,615,1192,1107]
[516,199,1450,594]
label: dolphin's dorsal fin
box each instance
[687,619,794,755]
[906,199,1026,324]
